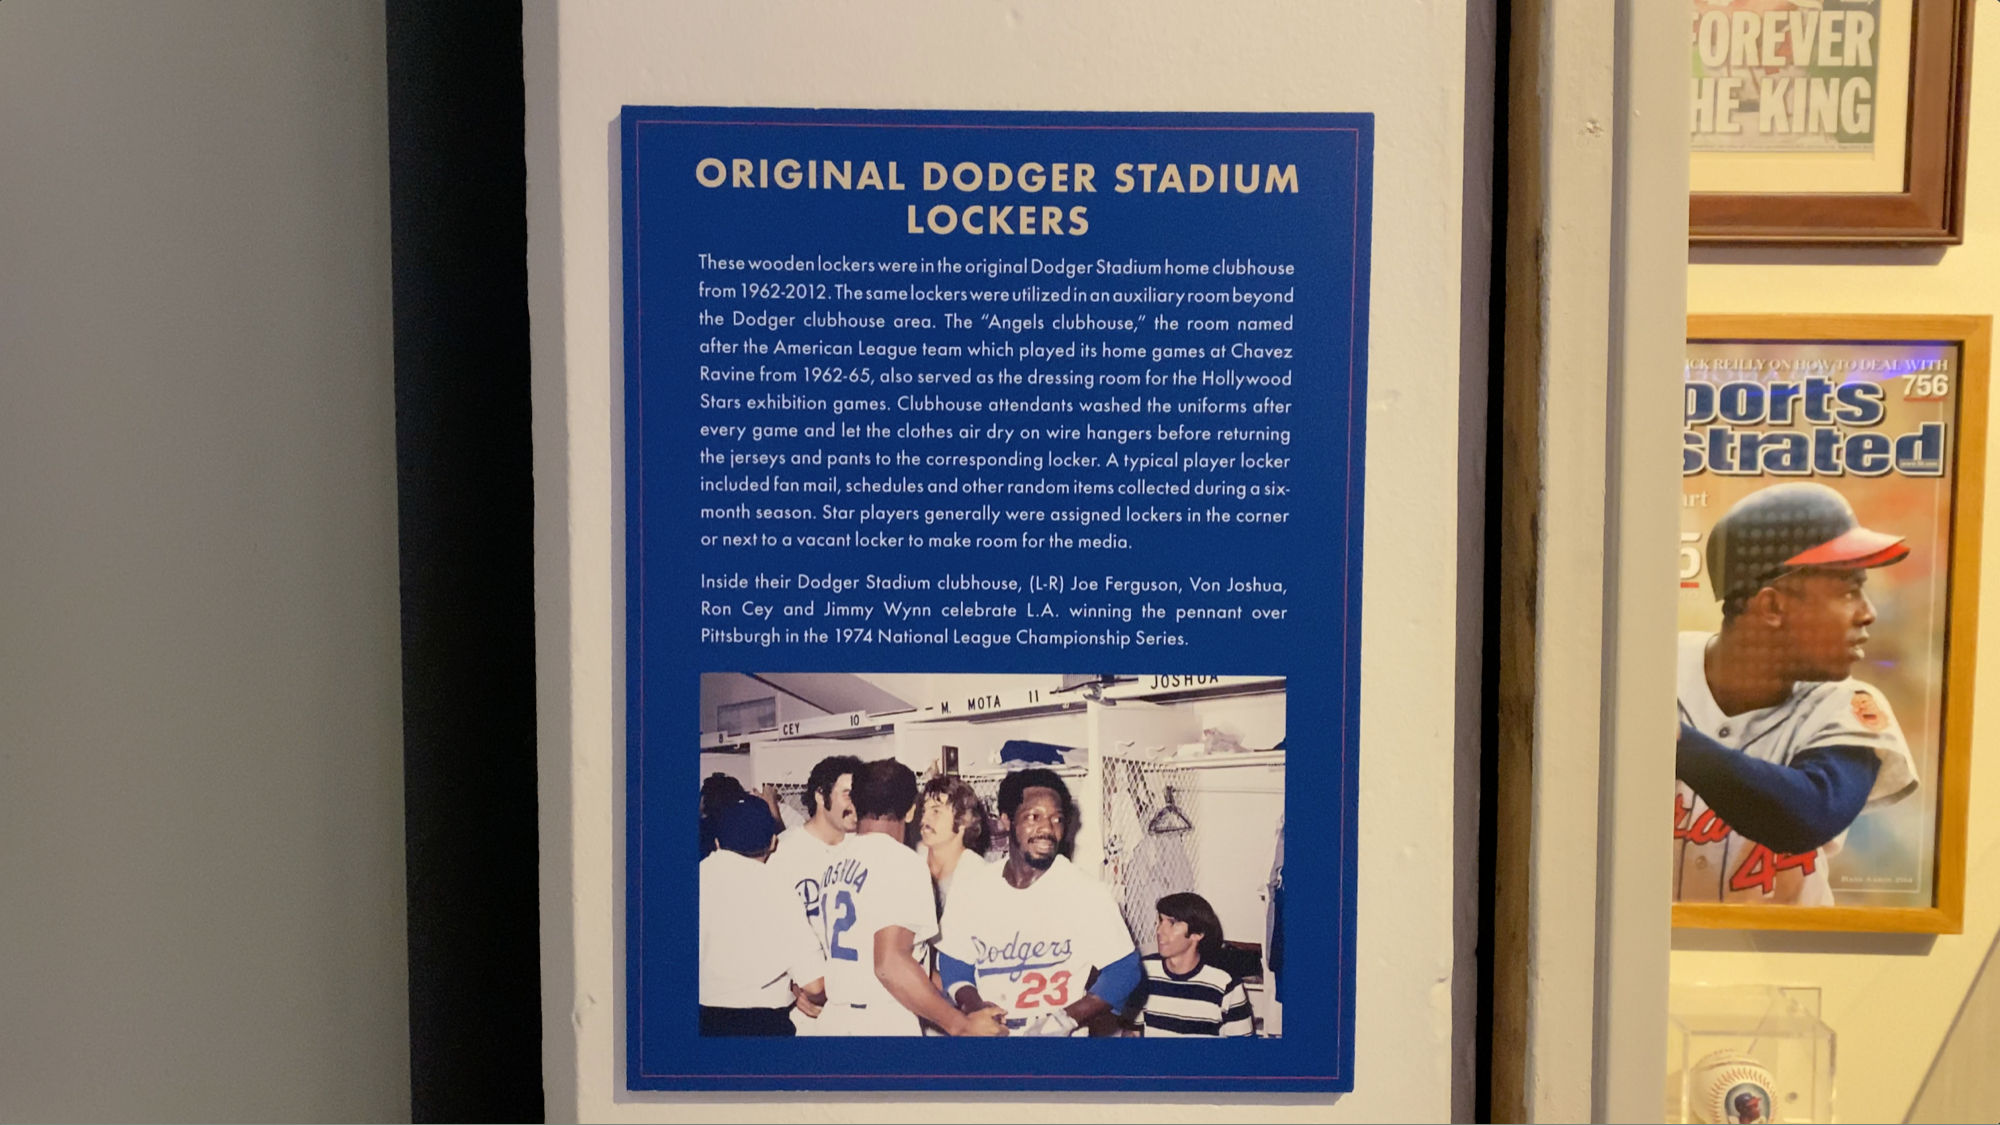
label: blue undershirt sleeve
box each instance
[1676,723,1880,854]
[938,952,977,999]
[1088,952,1142,1009]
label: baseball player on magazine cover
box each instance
[1675,481,1919,905]
[1676,326,1981,921]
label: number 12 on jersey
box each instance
[828,890,858,961]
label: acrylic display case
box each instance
[1668,984,1835,1123]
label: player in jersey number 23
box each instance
[937,768,1141,1035]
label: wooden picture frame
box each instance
[1675,315,1986,932]
[1690,0,1975,245]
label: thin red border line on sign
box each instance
[629,118,1361,1083]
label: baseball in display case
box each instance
[1675,315,1986,933]
[1667,984,1835,1124]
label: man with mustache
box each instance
[766,753,863,1033]
[936,768,1140,1036]
[814,758,1005,1037]
[1675,482,1920,905]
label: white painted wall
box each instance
[0,3,409,1121]
[1677,15,2000,1123]
[527,1,1489,1119]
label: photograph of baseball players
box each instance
[714,756,1280,1036]
[698,671,1289,1032]
[1678,322,1987,930]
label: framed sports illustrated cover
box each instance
[1676,315,1987,933]
[1688,0,1975,245]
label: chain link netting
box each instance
[1099,754,1202,955]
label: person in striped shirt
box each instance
[1131,892,1254,1037]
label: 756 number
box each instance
[1903,371,1952,400]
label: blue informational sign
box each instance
[625,107,1370,1092]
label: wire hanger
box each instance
[1147,786,1194,835]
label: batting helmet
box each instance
[1707,482,1908,603]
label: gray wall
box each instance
[0,3,409,1121]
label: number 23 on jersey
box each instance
[1015,970,1071,1009]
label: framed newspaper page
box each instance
[1676,315,1986,932]
[1688,0,1975,245]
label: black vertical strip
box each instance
[1475,1,1510,1120]
[386,4,543,1122]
